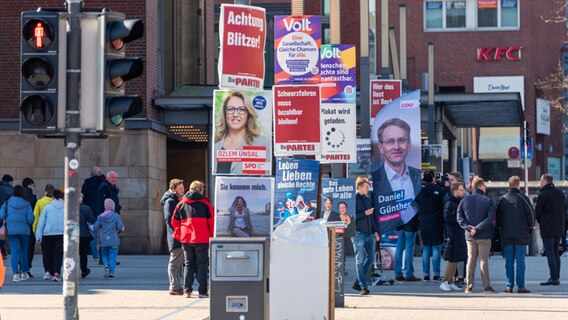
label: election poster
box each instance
[347,139,373,190]
[274,15,321,84]
[274,158,320,228]
[218,4,266,90]
[370,90,422,233]
[320,178,356,237]
[378,230,398,270]
[318,44,357,163]
[214,176,274,238]
[370,79,402,120]
[421,144,443,174]
[212,89,272,175]
[273,85,321,156]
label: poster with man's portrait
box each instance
[212,89,273,176]
[370,90,422,233]
[320,178,356,237]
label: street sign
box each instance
[507,160,521,168]
[507,146,520,160]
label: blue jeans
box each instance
[354,231,375,289]
[101,246,119,273]
[422,245,441,277]
[90,229,99,259]
[8,234,29,274]
[503,244,526,289]
[542,237,561,281]
[395,231,416,277]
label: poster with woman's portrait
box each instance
[212,89,273,175]
[320,178,356,237]
[214,176,274,238]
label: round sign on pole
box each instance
[508,146,520,160]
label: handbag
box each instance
[441,238,453,261]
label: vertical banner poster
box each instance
[370,90,422,233]
[212,89,273,175]
[274,158,320,227]
[274,15,321,84]
[320,178,356,237]
[421,144,443,174]
[370,79,402,120]
[378,230,398,270]
[214,177,274,238]
[273,85,321,156]
[318,44,357,163]
[218,4,267,90]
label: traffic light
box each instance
[20,10,63,134]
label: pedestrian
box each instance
[22,177,37,278]
[0,174,14,258]
[457,177,497,294]
[439,182,467,292]
[92,198,124,279]
[535,173,566,286]
[79,194,95,278]
[495,176,534,293]
[32,183,55,280]
[352,177,381,295]
[171,181,214,298]
[35,189,64,282]
[160,178,185,295]
[394,212,421,281]
[82,166,104,261]
[415,171,445,281]
[97,171,121,215]
[0,185,34,282]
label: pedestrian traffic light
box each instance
[20,10,64,134]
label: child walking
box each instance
[92,199,124,279]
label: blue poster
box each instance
[321,178,356,237]
[274,158,320,227]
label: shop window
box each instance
[426,2,444,28]
[477,0,498,27]
[446,1,467,28]
[501,0,518,27]
[425,0,519,31]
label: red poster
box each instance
[218,4,266,90]
[370,80,402,119]
[273,85,321,156]
[478,0,497,9]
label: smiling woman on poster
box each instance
[227,196,254,237]
[213,91,271,175]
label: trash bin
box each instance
[210,237,269,320]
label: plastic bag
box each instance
[273,213,328,247]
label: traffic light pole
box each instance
[63,0,82,319]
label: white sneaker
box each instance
[449,283,461,291]
[43,272,52,280]
[439,281,452,292]
[20,272,30,281]
[13,273,21,282]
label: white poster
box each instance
[536,98,551,135]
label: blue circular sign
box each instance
[252,96,267,110]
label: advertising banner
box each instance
[218,4,266,90]
[421,144,443,174]
[321,178,356,237]
[214,176,274,238]
[274,15,321,84]
[378,230,398,270]
[273,85,321,156]
[274,158,320,227]
[370,90,422,233]
[320,44,357,104]
[370,79,402,120]
[212,89,272,175]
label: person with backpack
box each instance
[92,198,124,279]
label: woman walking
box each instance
[36,189,65,282]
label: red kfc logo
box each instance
[476,46,522,61]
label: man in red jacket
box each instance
[171,181,214,298]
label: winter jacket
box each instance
[82,175,103,215]
[79,204,95,239]
[496,188,534,245]
[97,180,121,216]
[93,210,124,247]
[535,183,566,238]
[456,189,496,240]
[443,194,467,262]
[36,198,65,241]
[0,196,34,236]
[32,195,53,233]
[0,181,13,206]
[171,192,214,244]
[415,182,445,246]
[24,187,37,211]
[161,190,181,251]
[356,192,379,234]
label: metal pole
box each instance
[428,43,435,145]
[523,120,529,195]
[64,0,82,319]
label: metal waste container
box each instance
[210,238,269,320]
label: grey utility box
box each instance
[210,237,269,320]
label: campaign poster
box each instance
[378,230,398,270]
[347,139,373,191]
[320,44,357,104]
[274,15,321,84]
[273,85,321,156]
[218,4,266,90]
[370,90,422,233]
[370,79,402,120]
[212,89,272,175]
[214,177,274,238]
[421,144,443,174]
[274,158,320,228]
[321,178,356,237]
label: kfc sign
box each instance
[476,46,522,61]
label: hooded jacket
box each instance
[161,190,181,251]
[32,195,53,233]
[36,198,65,241]
[0,181,13,206]
[0,196,34,236]
[171,192,214,244]
[415,182,445,246]
[92,210,124,247]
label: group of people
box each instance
[0,166,125,283]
